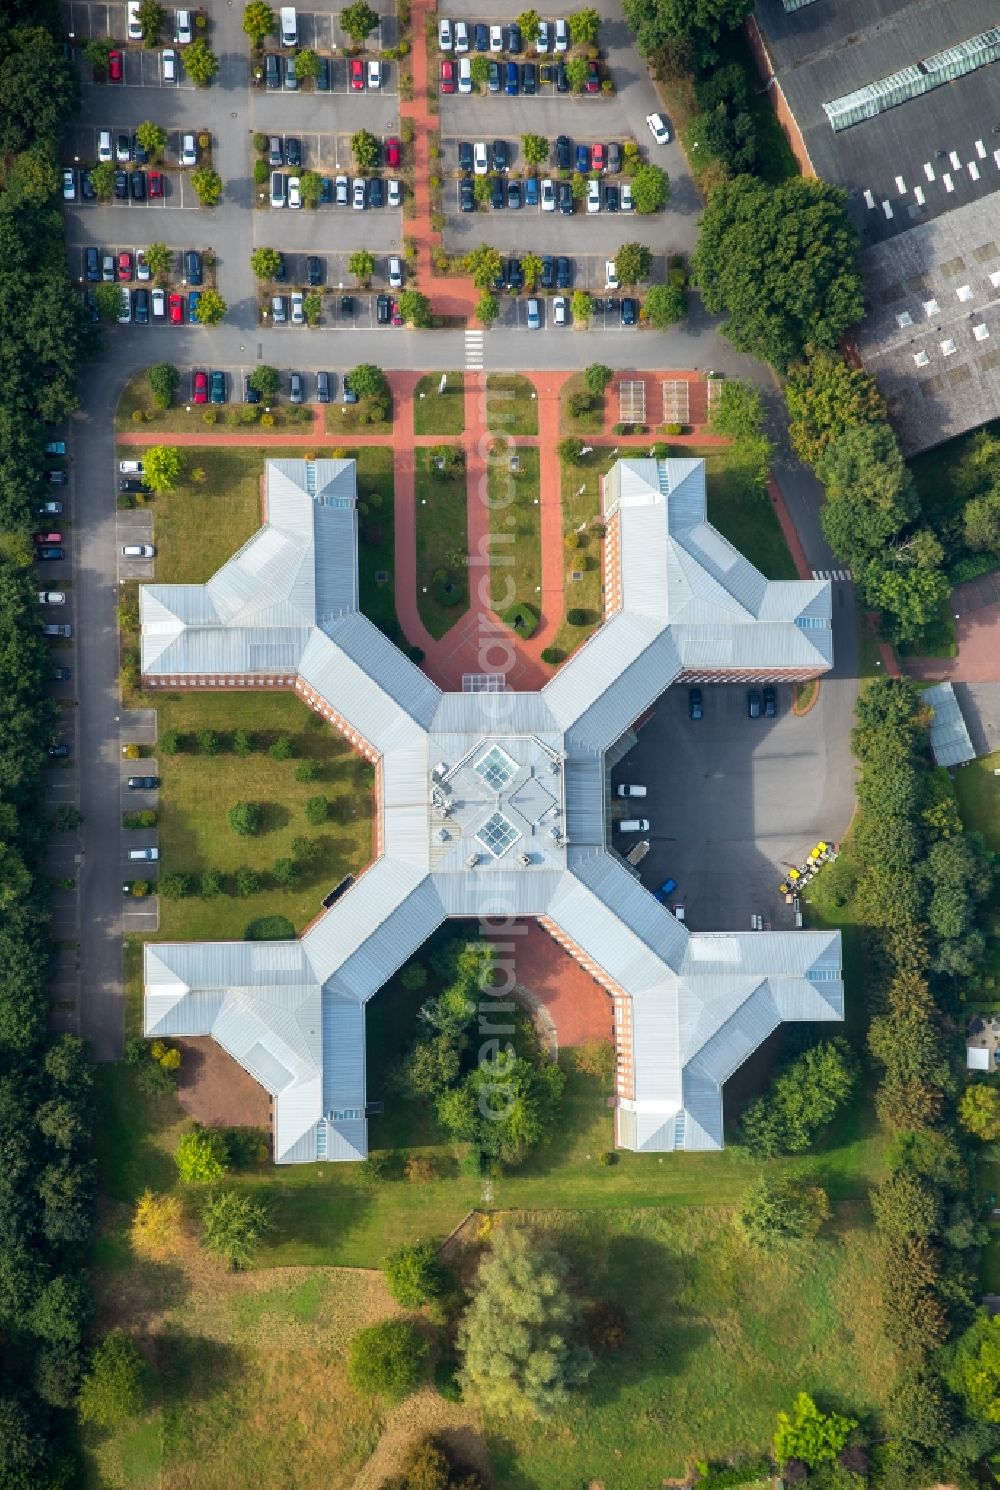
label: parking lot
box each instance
[610,682,856,933]
[64,1,394,56]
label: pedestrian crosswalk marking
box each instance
[812,568,853,582]
[465,329,484,370]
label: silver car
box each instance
[352,178,366,209]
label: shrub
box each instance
[175,1126,230,1183]
[244,914,296,940]
[305,794,328,825]
[272,857,300,887]
[227,800,261,836]
[131,1190,184,1261]
[501,601,539,638]
[268,734,293,760]
[196,728,219,755]
[159,872,192,900]
[383,1241,446,1308]
[567,608,591,626]
[200,868,223,899]
[235,867,261,897]
[346,1320,429,1401]
[541,646,563,664]
[232,728,253,756]
[78,1332,145,1428]
[294,758,318,782]
[159,729,181,756]
[200,1189,272,1270]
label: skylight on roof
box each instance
[822,26,1000,132]
[476,811,520,858]
[474,744,518,791]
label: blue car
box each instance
[575,143,589,173]
[188,290,201,323]
[524,176,538,207]
[655,878,677,903]
[505,59,518,95]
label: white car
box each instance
[175,7,192,43]
[118,287,132,324]
[553,17,568,51]
[536,18,550,51]
[162,47,177,81]
[458,56,472,92]
[454,19,469,52]
[136,251,150,282]
[387,178,401,207]
[127,0,143,40]
[540,177,555,211]
[587,178,601,213]
[98,129,112,163]
[38,591,66,605]
[119,460,144,474]
[352,177,366,209]
[646,112,670,145]
[62,168,76,201]
[489,23,503,52]
[621,181,633,212]
[526,298,540,330]
[438,16,453,50]
[553,295,567,325]
[116,132,131,163]
[287,175,301,208]
[605,260,619,290]
[367,58,381,89]
[473,141,488,175]
[180,132,197,167]
[388,255,403,289]
[151,288,166,318]
[122,545,154,558]
[290,290,304,324]
[335,174,349,205]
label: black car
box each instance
[554,134,571,170]
[316,55,330,89]
[458,140,473,173]
[185,249,202,285]
[47,743,69,759]
[621,297,637,325]
[130,169,145,200]
[285,136,301,166]
[85,246,100,283]
[369,176,384,208]
[507,21,522,52]
[507,257,523,291]
[316,370,332,403]
[119,478,150,493]
[319,176,333,204]
[557,180,573,214]
[688,688,703,721]
[376,293,391,325]
[47,471,68,485]
[540,255,555,290]
[264,52,280,87]
[746,689,762,719]
[492,139,508,172]
[490,176,505,209]
[133,288,149,323]
[127,776,160,789]
[306,255,323,286]
[763,686,777,718]
[52,667,71,682]
[133,136,148,165]
[607,141,621,174]
[83,290,99,323]
[488,59,501,92]
[474,21,488,50]
[340,294,354,315]
[555,61,569,92]
[81,169,96,200]
[507,178,521,208]
[556,255,571,289]
[459,178,474,211]
[604,183,619,211]
[273,251,286,282]
[114,170,129,200]
[243,374,260,405]
[521,61,536,93]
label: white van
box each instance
[388,255,403,289]
[127,0,143,40]
[98,129,113,163]
[617,784,647,798]
[270,170,286,208]
[280,5,297,46]
[128,847,159,861]
[618,818,650,833]
[162,47,177,81]
[175,8,192,43]
[119,460,144,474]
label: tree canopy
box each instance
[622,0,753,66]
[347,1319,428,1401]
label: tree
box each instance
[697,106,756,175]
[959,1084,1000,1142]
[250,365,280,399]
[457,1228,593,1418]
[93,282,125,321]
[860,562,949,645]
[147,362,179,409]
[131,1189,184,1260]
[145,240,173,280]
[250,246,282,280]
[340,0,379,42]
[398,290,431,327]
[348,249,375,285]
[268,733,293,760]
[199,868,222,899]
[200,1189,272,1270]
[517,9,541,44]
[158,872,191,900]
[272,856,300,887]
[741,1038,856,1157]
[621,0,754,67]
[37,1097,86,1149]
[568,8,600,45]
[885,1367,954,1448]
[963,488,1000,554]
[294,47,321,81]
[870,1170,941,1239]
[630,163,670,214]
[135,119,167,161]
[404,1033,461,1099]
[644,282,686,328]
[347,1320,428,1401]
[137,0,165,43]
[615,242,651,286]
[476,293,499,326]
[521,253,543,292]
[558,437,584,465]
[143,445,183,493]
[693,176,865,372]
[465,244,503,290]
[234,728,254,756]
[30,1274,92,1344]
[571,291,591,323]
[183,37,219,86]
[227,801,261,836]
[785,347,887,468]
[236,868,261,897]
[585,363,613,397]
[305,795,328,826]
[191,166,223,206]
[77,1331,145,1428]
[197,728,219,755]
[175,1125,229,1183]
[383,1241,446,1308]
[773,1392,857,1468]
[243,1,275,42]
[738,1176,828,1247]
[521,133,549,166]
[348,364,389,401]
[90,159,117,201]
[7,144,60,205]
[0,25,79,154]
[565,55,589,92]
[944,1313,1000,1422]
[298,169,322,206]
[193,288,226,325]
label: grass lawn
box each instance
[150,692,373,941]
[414,448,469,638]
[551,447,614,658]
[486,374,538,437]
[413,373,465,435]
[955,752,1000,850]
[558,373,605,436]
[115,374,312,435]
[703,447,798,581]
[353,445,397,637]
[324,401,393,437]
[487,445,542,615]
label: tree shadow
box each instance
[258,801,290,833]
[154,1331,242,1412]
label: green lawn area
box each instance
[150,692,373,941]
[487,445,542,616]
[955,753,1000,850]
[703,447,798,581]
[551,447,614,659]
[324,401,393,436]
[413,372,465,435]
[414,447,469,638]
[486,374,538,437]
[558,373,605,435]
[352,445,397,637]
[115,373,312,435]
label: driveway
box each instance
[611,677,858,932]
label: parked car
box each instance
[438,15,453,49]
[540,177,555,212]
[604,183,619,211]
[46,470,67,486]
[36,547,64,561]
[526,298,541,330]
[130,169,146,200]
[489,23,503,51]
[554,17,568,51]
[540,255,554,290]
[524,175,538,206]
[134,288,149,324]
[289,371,304,404]
[209,370,226,404]
[587,178,601,213]
[585,60,600,91]
[316,56,330,89]
[385,136,401,168]
[42,624,72,638]
[271,294,287,323]
[621,296,637,325]
[621,180,633,212]
[108,48,123,81]
[556,256,571,289]
[342,375,358,404]
[306,255,323,286]
[507,258,523,291]
[180,132,197,166]
[458,57,472,92]
[162,46,177,80]
[473,141,488,175]
[352,177,366,209]
[335,174,349,205]
[290,290,304,324]
[48,743,70,759]
[117,251,132,281]
[285,135,301,166]
[557,179,573,215]
[575,143,589,173]
[454,19,468,51]
[127,776,160,788]
[98,129,113,163]
[369,175,383,208]
[192,369,208,403]
[116,130,130,163]
[387,178,402,207]
[553,296,567,325]
[440,58,455,92]
[522,61,536,92]
[507,21,522,52]
[617,784,647,797]
[654,877,677,902]
[148,168,163,197]
[367,58,380,89]
[746,689,762,719]
[492,139,508,172]
[459,179,474,211]
[350,56,364,89]
[168,292,184,324]
[188,289,201,322]
[763,686,777,718]
[646,112,670,144]
[81,168,96,200]
[265,51,280,87]
[118,286,132,323]
[490,175,504,209]
[474,22,488,51]
[376,293,391,325]
[688,688,703,720]
[52,666,71,680]
[128,847,159,861]
[175,7,193,42]
[617,818,650,833]
[119,478,149,493]
[62,168,76,201]
[388,255,403,289]
[284,53,298,88]
[38,590,66,605]
[33,531,63,545]
[185,249,202,284]
[488,59,501,92]
[37,500,63,514]
[85,247,100,282]
[114,169,129,200]
[536,18,550,50]
[608,141,621,173]
[507,178,521,208]
[505,59,518,95]
[287,175,301,208]
[122,544,155,558]
[316,371,332,404]
[243,373,260,404]
[592,143,606,173]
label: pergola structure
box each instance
[141,457,842,1163]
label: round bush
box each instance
[432,569,464,607]
[541,646,563,665]
[567,608,594,627]
[244,915,296,941]
[501,601,539,638]
[347,1319,428,1402]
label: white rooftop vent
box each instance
[991,271,1000,288]
[957,284,973,302]
[914,185,925,205]
[913,350,930,367]
[432,761,448,779]
[896,310,914,328]
[882,200,893,219]
[940,339,957,356]
[923,298,940,317]
[549,824,562,841]
[973,323,990,341]
[465,852,480,868]
[518,852,532,867]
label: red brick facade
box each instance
[744,16,816,179]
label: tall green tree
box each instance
[0,26,79,153]
[340,0,379,42]
[243,1,276,41]
[785,347,887,467]
[622,0,752,65]
[773,1392,857,1468]
[183,38,219,86]
[77,1331,145,1428]
[142,445,183,493]
[200,1189,272,1269]
[347,1320,428,1401]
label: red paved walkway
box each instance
[486,920,613,1048]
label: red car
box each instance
[108,48,123,82]
[385,136,401,168]
[592,143,606,172]
[33,532,63,546]
[148,169,163,197]
[391,300,403,327]
[168,293,184,324]
[350,57,365,90]
[193,370,208,404]
[117,250,132,281]
[585,59,600,93]
[440,59,455,93]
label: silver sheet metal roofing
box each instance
[923,682,976,767]
[142,458,840,1163]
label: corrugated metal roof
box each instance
[924,682,975,768]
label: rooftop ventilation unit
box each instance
[465,852,480,868]
[432,761,448,780]
[518,852,532,867]
[436,827,450,842]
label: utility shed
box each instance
[924,682,975,768]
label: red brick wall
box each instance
[744,16,816,179]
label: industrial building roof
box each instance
[923,681,976,768]
[142,458,840,1163]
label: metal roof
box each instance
[923,681,976,767]
[142,458,840,1162]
